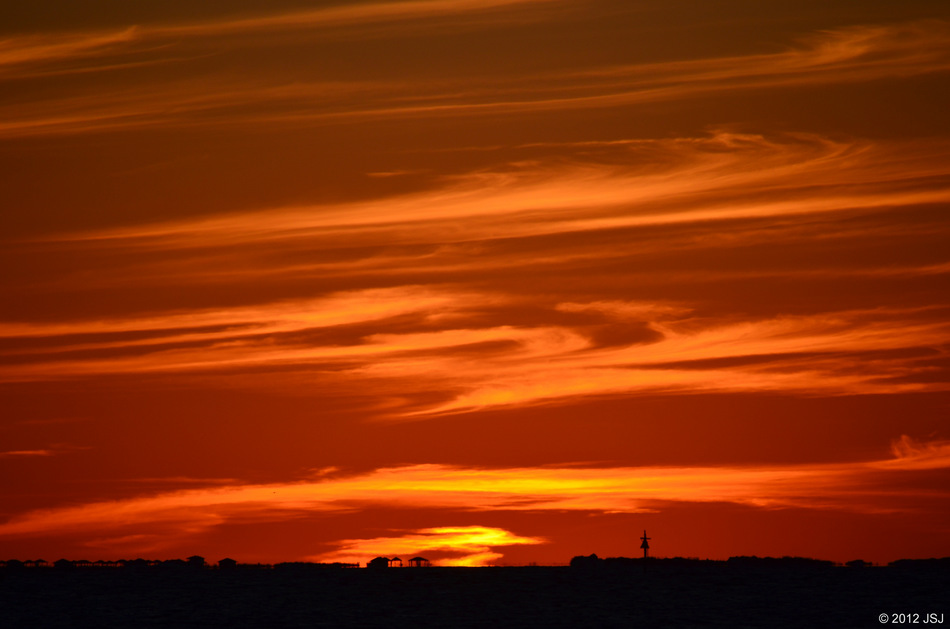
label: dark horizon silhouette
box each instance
[4,554,949,571]
[2,553,946,628]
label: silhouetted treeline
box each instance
[570,553,719,569]
[4,555,949,573]
[726,555,835,569]
[273,561,360,572]
[569,553,950,570]
[888,557,950,570]
[0,556,358,571]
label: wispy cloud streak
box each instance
[4,132,947,409]
[2,20,949,137]
[0,449,54,458]
[0,437,946,544]
[2,288,947,409]
[412,307,950,415]
[0,0,558,72]
[44,132,950,251]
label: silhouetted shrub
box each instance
[569,553,602,569]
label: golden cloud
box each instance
[312,525,544,567]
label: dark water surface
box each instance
[1,564,946,628]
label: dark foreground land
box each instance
[1,560,947,628]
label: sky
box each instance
[1,0,949,567]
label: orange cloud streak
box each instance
[0,437,945,546]
[0,0,557,72]
[47,133,950,255]
[415,306,950,414]
[0,450,54,458]
[3,20,949,137]
[3,287,947,410]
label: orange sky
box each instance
[2,0,949,566]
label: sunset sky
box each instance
[2,0,949,567]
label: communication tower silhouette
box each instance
[640,530,651,559]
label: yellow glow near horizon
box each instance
[313,525,544,566]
